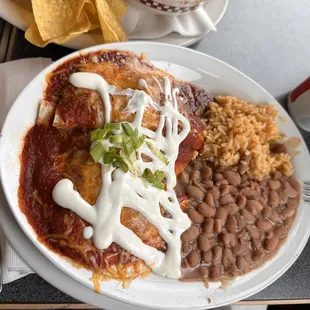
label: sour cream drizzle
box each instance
[52,72,191,279]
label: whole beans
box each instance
[181,225,200,242]
[187,251,201,267]
[198,202,215,217]
[187,208,204,224]
[177,158,300,282]
[186,185,205,199]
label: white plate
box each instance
[0,0,228,49]
[1,42,310,309]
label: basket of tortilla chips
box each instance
[25,0,128,47]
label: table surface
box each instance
[1,0,310,307]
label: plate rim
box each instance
[0,0,228,49]
[1,41,310,309]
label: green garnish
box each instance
[105,123,121,130]
[110,135,123,144]
[122,123,135,136]
[146,141,169,165]
[142,168,166,190]
[90,142,105,163]
[90,123,166,190]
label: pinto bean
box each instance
[220,185,230,196]
[219,195,235,205]
[283,181,297,198]
[223,203,239,214]
[274,225,288,238]
[282,207,296,218]
[187,185,205,199]
[256,219,273,231]
[182,243,192,255]
[218,232,231,246]
[279,190,289,203]
[203,218,215,236]
[205,192,215,206]
[187,208,204,224]
[274,171,282,180]
[268,180,282,190]
[284,216,294,227]
[232,242,250,256]
[236,255,250,270]
[202,166,212,179]
[287,198,298,209]
[215,207,228,222]
[209,265,221,280]
[214,173,224,181]
[202,250,212,264]
[212,245,223,265]
[288,176,301,192]
[226,214,238,233]
[181,225,200,242]
[240,208,256,223]
[252,249,265,261]
[239,163,249,175]
[243,251,253,263]
[236,194,247,209]
[246,200,264,214]
[270,210,281,223]
[246,225,260,239]
[199,266,209,277]
[190,170,200,182]
[213,219,223,233]
[198,202,215,217]
[264,235,279,251]
[187,251,201,267]
[222,248,236,267]
[216,179,229,187]
[269,190,280,206]
[223,170,241,186]
[241,187,258,198]
[198,235,213,252]
[179,171,189,184]
[203,179,214,188]
[262,206,272,218]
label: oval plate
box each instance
[1,42,310,309]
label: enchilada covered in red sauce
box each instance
[18,50,212,286]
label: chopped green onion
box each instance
[153,181,165,190]
[103,148,116,165]
[122,123,135,136]
[146,141,169,165]
[134,135,145,149]
[154,170,165,181]
[90,128,101,142]
[90,123,163,189]
[110,135,123,144]
[104,123,121,130]
[90,142,105,162]
[123,139,134,156]
[142,168,166,190]
[120,149,141,176]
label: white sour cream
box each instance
[52,72,191,279]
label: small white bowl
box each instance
[129,0,206,15]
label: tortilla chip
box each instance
[106,0,127,20]
[95,0,128,42]
[25,0,127,46]
[84,0,101,30]
[31,0,91,41]
[25,18,88,47]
